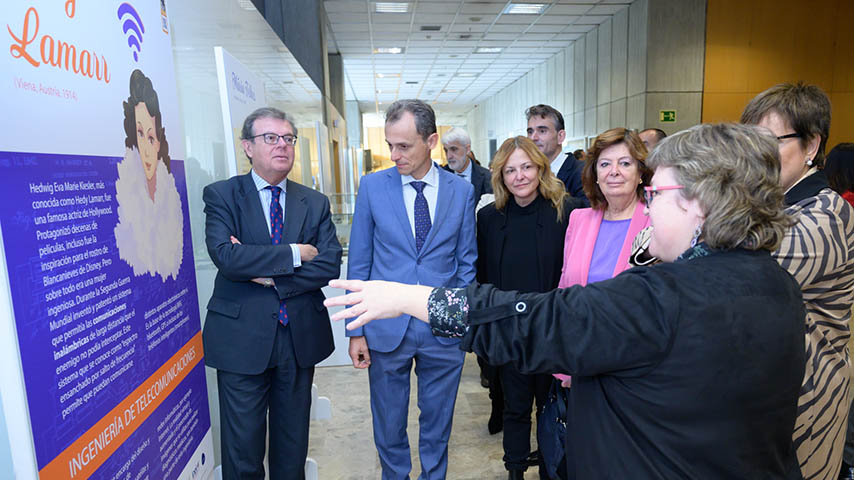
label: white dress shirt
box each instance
[401,162,439,239]
[550,151,566,176]
[251,169,302,268]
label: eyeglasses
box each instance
[776,132,800,142]
[248,133,298,146]
[643,185,684,206]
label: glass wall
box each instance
[168,0,324,465]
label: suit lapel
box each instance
[283,180,307,244]
[237,173,272,245]
[385,170,417,252]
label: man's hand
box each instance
[348,336,371,369]
[297,244,318,262]
[230,236,273,286]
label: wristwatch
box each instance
[264,278,273,288]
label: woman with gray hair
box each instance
[325,123,805,479]
[742,83,854,480]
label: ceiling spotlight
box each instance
[374,47,404,54]
[502,3,546,15]
[375,2,409,14]
[475,47,502,53]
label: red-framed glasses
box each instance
[643,185,684,206]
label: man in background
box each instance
[525,104,588,206]
[442,127,492,206]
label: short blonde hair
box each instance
[491,136,567,219]
[648,123,792,251]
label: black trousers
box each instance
[217,323,314,480]
[499,363,551,474]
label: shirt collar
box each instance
[550,152,566,175]
[460,159,473,178]
[401,161,439,188]
[251,169,287,193]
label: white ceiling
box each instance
[325,0,635,125]
[170,0,323,123]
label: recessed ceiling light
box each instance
[502,3,546,15]
[376,73,401,78]
[457,73,477,77]
[420,25,441,31]
[442,89,459,93]
[405,81,418,84]
[237,0,256,11]
[375,2,409,14]
[374,47,404,54]
[475,47,502,53]
[469,16,482,22]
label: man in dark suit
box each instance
[202,107,342,479]
[441,127,492,205]
[525,104,589,206]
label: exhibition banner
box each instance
[0,1,213,479]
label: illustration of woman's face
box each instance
[135,102,160,181]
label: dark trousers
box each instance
[217,323,314,480]
[499,363,551,474]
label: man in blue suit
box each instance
[203,107,342,479]
[346,99,477,479]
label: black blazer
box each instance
[555,153,589,207]
[475,195,581,292]
[443,163,493,205]
[202,174,342,374]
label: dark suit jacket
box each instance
[475,196,582,292]
[202,173,342,374]
[555,152,589,207]
[443,163,493,205]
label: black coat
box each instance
[460,247,805,479]
[202,174,342,373]
[475,195,580,292]
[443,162,493,205]
[555,152,589,207]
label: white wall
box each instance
[467,0,706,165]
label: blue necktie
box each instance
[268,186,288,326]
[410,181,431,253]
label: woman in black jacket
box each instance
[328,123,806,479]
[476,136,582,479]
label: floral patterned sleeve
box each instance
[427,287,470,337]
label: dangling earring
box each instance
[690,224,702,247]
[806,156,813,167]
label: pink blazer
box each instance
[558,201,650,289]
[554,201,649,383]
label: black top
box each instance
[430,245,805,479]
[498,196,541,292]
[476,195,582,293]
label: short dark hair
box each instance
[824,143,854,195]
[241,107,298,141]
[740,82,831,168]
[525,104,565,132]
[123,69,170,172]
[640,128,667,142]
[385,99,437,142]
[582,128,652,210]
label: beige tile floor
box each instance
[308,354,544,480]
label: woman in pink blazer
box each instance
[555,129,652,389]
[559,128,652,289]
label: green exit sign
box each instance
[660,110,677,123]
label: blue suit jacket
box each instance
[202,173,342,374]
[346,165,477,352]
